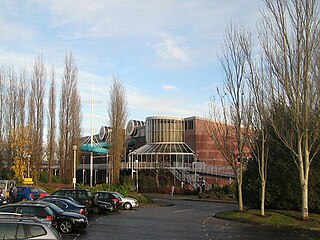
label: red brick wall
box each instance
[185,117,229,167]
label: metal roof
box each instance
[132,143,194,155]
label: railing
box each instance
[169,168,211,190]
[121,162,235,178]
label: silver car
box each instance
[0,213,62,239]
[112,192,139,210]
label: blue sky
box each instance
[0,0,262,136]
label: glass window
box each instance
[54,201,68,210]
[16,206,36,216]
[65,190,77,199]
[0,206,15,212]
[36,207,52,218]
[78,191,87,200]
[0,223,17,239]
[28,225,46,238]
[29,188,38,193]
[16,224,25,239]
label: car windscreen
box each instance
[30,188,39,193]
[114,192,124,198]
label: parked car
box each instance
[0,201,88,234]
[15,186,41,202]
[112,192,139,210]
[51,189,94,211]
[0,213,62,240]
[37,201,88,234]
[39,195,82,205]
[37,197,88,216]
[92,191,122,213]
[0,202,55,226]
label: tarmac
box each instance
[140,193,320,232]
[140,193,237,208]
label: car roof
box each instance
[0,214,42,222]
[5,202,49,207]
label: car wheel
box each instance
[93,206,101,214]
[124,202,132,210]
[109,204,115,212]
[60,220,73,234]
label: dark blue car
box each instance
[37,197,88,216]
[15,186,40,202]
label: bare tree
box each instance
[17,69,29,127]
[47,67,57,183]
[5,68,20,179]
[0,69,6,173]
[261,0,320,220]
[108,76,127,184]
[208,24,251,212]
[245,55,271,217]
[29,54,46,184]
[58,51,82,184]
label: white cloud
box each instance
[161,84,176,91]
[155,37,189,62]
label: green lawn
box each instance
[215,209,320,230]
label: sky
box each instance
[0,0,263,136]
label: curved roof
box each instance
[132,142,194,155]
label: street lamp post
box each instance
[106,154,108,184]
[135,159,139,192]
[82,156,85,184]
[129,150,134,179]
[95,170,98,185]
[27,154,31,178]
[73,145,77,189]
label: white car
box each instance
[112,192,139,210]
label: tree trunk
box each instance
[237,176,243,212]
[301,179,309,220]
[261,180,266,216]
[155,169,160,188]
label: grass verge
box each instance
[215,209,320,230]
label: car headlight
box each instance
[76,218,87,222]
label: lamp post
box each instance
[27,154,31,178]
[106,154,108,184]
[73,145,77,189]
[82,156,85,184]
[95,170,98,185]
[129,150,134,179]
[135,159,139,192]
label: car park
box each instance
[112,192,139,210]
[92,191,122,213]
[15,186,41,202]
[0,213,62,240]
[51,189,94,211]
[38,197,88,216]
